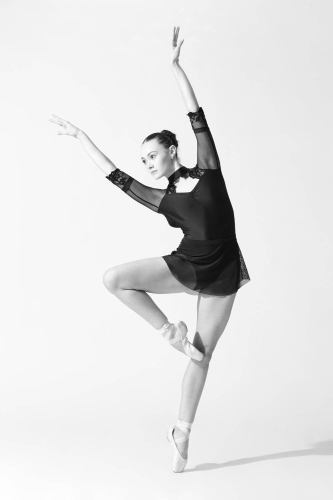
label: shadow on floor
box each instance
[184,439,333,473]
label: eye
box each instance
[150,155,155,159]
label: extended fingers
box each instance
[52,113,65,120]
[51,113,67,124]
[173,26,180,45]
[49,118,64,126]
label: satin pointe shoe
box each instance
[167,419,192,473]
[158,321,204,361]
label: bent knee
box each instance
[193,351,213,367]
[103,268,121,292]
[194,347,214,366]
[201,350,214,365]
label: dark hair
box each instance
[142,130,180,160]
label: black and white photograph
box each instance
[3,0,333,498]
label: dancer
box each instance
[49,26,250,473]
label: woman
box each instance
[49,26,250,473]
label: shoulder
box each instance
[188,165,206,179]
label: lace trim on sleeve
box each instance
[188,164,206,179]
[105,168,134,192]
[187,107,206,123]
[187,107,209,135]
[187,106,221,170]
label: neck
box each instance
[166,160,183,179]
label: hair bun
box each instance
[161,129,178,147]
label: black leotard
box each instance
[105,107,250,296]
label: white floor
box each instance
[4,288,333,500]
[1,391,333,500]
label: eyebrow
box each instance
[141,151,157,160]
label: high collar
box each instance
[167,165,189,185]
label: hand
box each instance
[49,114,82,138]
[170,26,184,65]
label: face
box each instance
[140,139,176,180]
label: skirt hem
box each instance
[161,234,251,297]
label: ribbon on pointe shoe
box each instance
[174,419,192,442]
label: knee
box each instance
[103,268,120,293]
[192,333,215,365]
[193,343,214,366]
[193,350,213,367]
[200,350,214,366]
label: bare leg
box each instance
[103,256,198,329]
[173,291,237,459]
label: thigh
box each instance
[193,291,237,355]
[103,256,199,295]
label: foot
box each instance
[168,324,189,356]
[167,419,192,473]
[173,425,190,460]
[159,321,204,361]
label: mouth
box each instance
[151,170,157,174]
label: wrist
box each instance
[170,60,180,69]
[75,129,86,140]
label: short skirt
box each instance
[162,234,250,296]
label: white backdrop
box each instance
[2,0,333,498]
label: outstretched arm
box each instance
[170,27,199,113]
[49,114,116,176]
[49,114,165,213]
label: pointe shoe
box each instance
[159,321,204,361]
[167,419,192,473]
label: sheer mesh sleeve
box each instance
[105,168,165,213]
[187,106,221,170]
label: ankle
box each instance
[157,320,172,332]
[175,419,192,435]
[174,427,188,438]
[177,419,193,429]
[175,426,191,434]
[158,321,177,341]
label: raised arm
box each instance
[169,27,221,171]
[169,27,199,113]
[49,114,165,213]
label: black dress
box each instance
[105,106,251,296]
